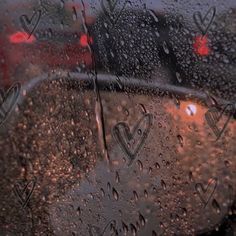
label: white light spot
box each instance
[186,104,197,116]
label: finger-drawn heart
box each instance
[205,103,234,141]
[13,177,37,209]
[193,6,216,35]
[0,82,21,127]
[89,220,116,236]
[101,0,128,26]
[195,178,217,208]
[20,10,42,39]
[112,113,153,166]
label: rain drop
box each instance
[137,160,143,171]
[77,206,81,216]
[161,180,166,190]
[139,213,146,226]
[107,182,111,192]
[137,129,142,135]
[144,190,148,198]
[155,162,160,169]
[122,221,129,235]
[133,191,139,201]
[177,134,184,147]
[112,187,119,201]
[176,72,182,83]
[212,199,221,214]
[124,109,129,116]
[152,230,158,236]
[162,41,170,54]
[115,171,120,183]
[130,223,137,236]
[100,188,105,197]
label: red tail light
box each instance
[79,34,93,47]
[193,35,210,56]
[9,32,36,44]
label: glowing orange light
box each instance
[80,34,93,47]
[193,35,210,56]
[9,32,36,44]
[165,100,208,125]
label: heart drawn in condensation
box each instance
[0,82,21,127]
[112,113,153,166]
[20,10,42,39]
[205,103,234,141]
[195,178,218,208]
[101,0,128,26]
[13,177,37,209]
[88,220,116,236]
[193,6,216,35]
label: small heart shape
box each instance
[13,178,36,209]
[193,6,216,35]
[89,220,116,236]
[101,0,128,26]
[0,82,21,127]
[112,113,152,166]
[195,178,217,208]
[107,0,119,12]
[20,10,41,39]
[205,103,234,140]
[89,225,101,236]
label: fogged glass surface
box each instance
[0,0,235,235]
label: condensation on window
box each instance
[0,0,235,235]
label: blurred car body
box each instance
[0,1,94,87]
[91,6,236,101]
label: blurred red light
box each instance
[80,34,93,47]
[9,32,36,43]
[193,35,210,56]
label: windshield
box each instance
[0,0,235,235]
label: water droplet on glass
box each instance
[144,190,148,198]
[224,160,230,167]
[148,167,152,174]
[160,222,164,228]
[122,221,129,235]
[182,208,187,217]
[130,223,137,236]
[152,230,158,236]
[177,134,184,147]
[124,109,129,116]
[212,199,221,214]
[161,180,166,190]
[162,41,169,54]
[189,171,193,182]
[77,206,81,216]
[155,31,160,37]
[107,182,111,192]
[100,188,105,197]
[155,162,160,169]
[137,129,142,135]
[115,171,120,183]
[176,72,182,83]
[139,213,146,226]
[112,187,119,201]
[137,160,143,171]
[133,191,139,201]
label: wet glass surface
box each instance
[0,0,235,235]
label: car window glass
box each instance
[0,0,235,235]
